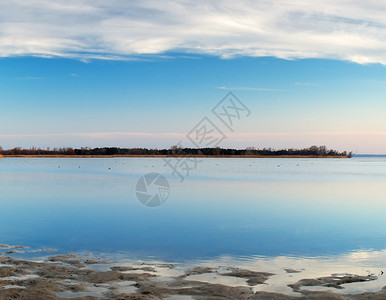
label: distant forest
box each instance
[0,145,352,157]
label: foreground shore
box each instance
[0,246,385,299]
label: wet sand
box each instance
[1,246,385,300]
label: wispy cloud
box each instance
[13,76,48,80]
[0,132,185,149]
[0,132,184,139]
[217,86,283,92]
[295,82,320,86]
[1,1,386,64]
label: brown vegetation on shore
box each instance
[2,154,348,158]
[0,145,352,158]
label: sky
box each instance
[1,0,386,153]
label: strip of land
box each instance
[1,154,347,158]
[0,145,352,158]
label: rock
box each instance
[284,268,301,273]
[289,273,378,292]
[221,267,274,286]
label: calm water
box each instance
[1,157,386,262]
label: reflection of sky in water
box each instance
[0,157,386,263]
[177,249,386,296]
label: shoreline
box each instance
[1,154,348,158]
[0,246,385,299]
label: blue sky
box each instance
[1,1,386,153]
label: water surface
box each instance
[0,157,386,294]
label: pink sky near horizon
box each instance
[0,131,385,154]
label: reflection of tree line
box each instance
[0,145,352,157]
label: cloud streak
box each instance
[1,0,386,64]
[217,86,283,91]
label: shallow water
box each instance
[1,157,386,293]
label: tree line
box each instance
[0,145,352,157]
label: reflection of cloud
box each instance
[2,1,386,63]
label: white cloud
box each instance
[1,0,386,63]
